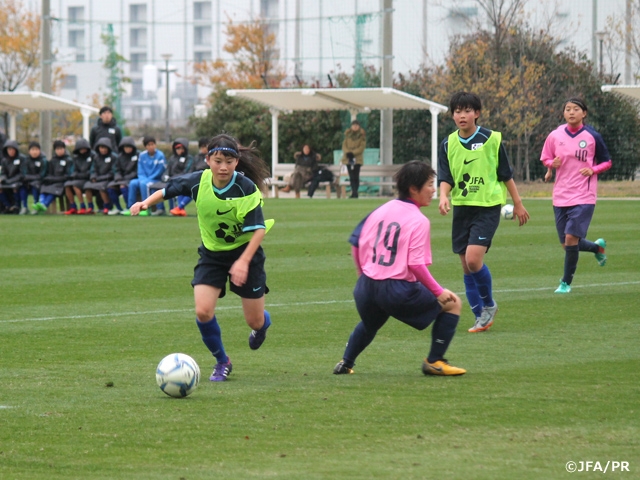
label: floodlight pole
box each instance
[160,54,176,143]
[41,0,52,155]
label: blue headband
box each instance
[208,146,238,156]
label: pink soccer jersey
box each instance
[356,199,432,281]
[540,124,612,207]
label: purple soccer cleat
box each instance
[209,358,232,382]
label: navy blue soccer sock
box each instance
[88,202,94,210]
[342,321,377,368]
[259,310,271,331]
[427,312,460,363]
[196,316,228,364]
[562,245,580,285]
[471,264,494,308]
[463,274,483,318]
[578,239,599,254]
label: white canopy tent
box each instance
[226,87,448,173]
[601,85,640,101]
[0,91,98,141]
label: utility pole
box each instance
[625,0,632,84]
[592,0,598,72]
[160,54,177,143]
[380,0,393,166]
[41,0,52,156]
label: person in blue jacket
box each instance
[122,136,166,216]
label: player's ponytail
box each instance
[207,134,270,193]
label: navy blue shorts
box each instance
[353,275,442,331]
[451,205,501,254]
[191,243,268,299]
[553,204,595,243]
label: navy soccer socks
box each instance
[427,312,460,363]
[470,264,495,308]
[196,316,228,364]
[464,273,483,318]
[342,321,377,368]
[562,244,580,285]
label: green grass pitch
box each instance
[1,198,639,479]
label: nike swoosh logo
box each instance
[478,237,487,240]
[252,287,262,292]
[216,208,232,215]
[463,158,479,165]
[430,365,443,372]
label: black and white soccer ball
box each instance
[156,353,200,398]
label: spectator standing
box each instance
[340,120,366,199]
[90,106,123,154]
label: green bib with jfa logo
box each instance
[447,130,506,207]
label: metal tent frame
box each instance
[226,87,448,177]
[0,91,99,141]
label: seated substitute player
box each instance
[129,134,274,382]
[334,160,466,377]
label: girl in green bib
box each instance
[130,134,273,382]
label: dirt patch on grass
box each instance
[516,180,640,198]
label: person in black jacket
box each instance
[148,137,194,216]
[63,138,96,214]
[106,136,138,215]
[33,140,73,214]
[84,137,116,214]
[170,137,208,216]
[89,106,123,154]
[23,141,48,214]
[0,139,27,214]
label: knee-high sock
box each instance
[562,245,580,285]
[196,316,227,364]
[463,274,483,318]
[342,321,377,368]
[578,239,599,253]
[471,264,494,307]
[427,312,460,363]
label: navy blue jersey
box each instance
[164,170,265,229]
[438,126,513,187]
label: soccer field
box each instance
[1,198,638,479]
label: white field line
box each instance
[2,280,639,324]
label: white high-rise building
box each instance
[49,0,633,126]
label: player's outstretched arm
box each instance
[130,189,165,215]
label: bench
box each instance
[266,163,343,199]
[338,164,403,197]
[266,162,403,198]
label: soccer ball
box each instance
[156,353,200,398]
[501,204,514,220]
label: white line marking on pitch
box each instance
[2,281,638,324]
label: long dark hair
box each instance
[206,134,270,194]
